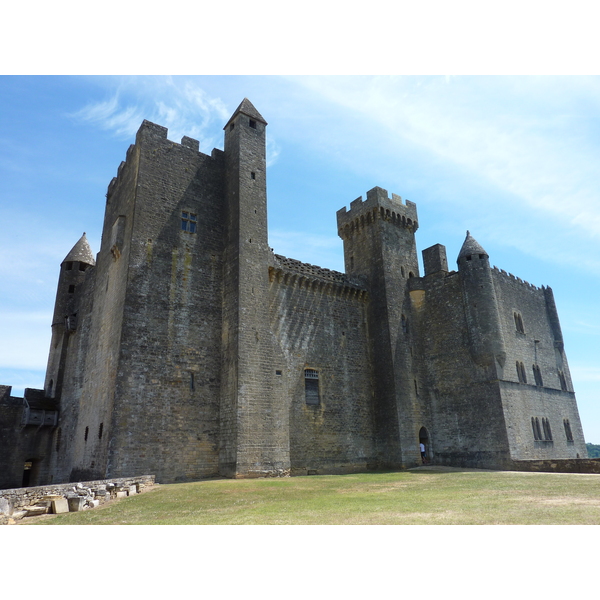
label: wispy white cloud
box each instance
[70,78,232,153]
[289,75,600,270]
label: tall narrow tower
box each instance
[457,231,506,374]
[220,99,290,477]
[337,187,419,467]
[44,233,95,399]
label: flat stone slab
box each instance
[52,498,69,514]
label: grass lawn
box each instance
[22,466,600,525]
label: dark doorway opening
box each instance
[418,427,430,464]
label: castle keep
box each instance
[0,99,587,488]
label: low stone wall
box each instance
[510,458,600,474]
[0,475,155,524]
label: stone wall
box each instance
[269,261,375,475]
[0,475,155,524]
[510,458,600,473]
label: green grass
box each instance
[25,467,600,525]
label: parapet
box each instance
[337,186,418,238]
[491,266,541,292]
[269,254,368,300]
[107,120,205,199]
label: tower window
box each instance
[532,417,542,441]
[68,285,75,294]
[542,418,553,441]
[304,368,320,405]
[251,172,256,180]
[533,364,543,386]
[65,261,73,270]
[563,419,574,442]
[514,312,525,333]
[98,422,104,440]
[516,361,527,383]
[559,370,568,391]
[181,212,197,233]
[78,262,88,272]
[249,119,257,129]
[84,426,89,442]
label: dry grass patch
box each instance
[20,467,600,525]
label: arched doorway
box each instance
[418,427,430,465]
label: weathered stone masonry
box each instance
[0,98,588,489]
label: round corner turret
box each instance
[457,231,489,267]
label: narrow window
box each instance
[559,370,568,391]
[65,261,73,271]
[181,211,197,233]
[190,372,195,391]
[516,361,527,383]
[514,312,525,333]
[84,426,89,442]
[533,364,543,386]
[78,262,87,272]
[304,369,320,405]
[249,119,257,129]
[251,172,256,180]
[276,370,282,376]
[98,422,104,440]
[230,123,234,131]
[564,419,574,442]
[68,285,75,294]
[535,417,543,441]
[532,417,540,441]
[542,418,553,441]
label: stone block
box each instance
[0,497,13,516]
[25,506,48,517]
[52,498,69,514]
[67,496,84,512]
[115,491,128,498]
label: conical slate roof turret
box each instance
[62,232,95,266]
[224,98,267,129]
[457,231,488,263]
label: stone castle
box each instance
[0,98,587,489]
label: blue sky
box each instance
[1,75,599,443]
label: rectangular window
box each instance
[304,369,320,405]
[181,211,197,233]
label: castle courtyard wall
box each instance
[269,263,376,474]
[492,270,586,459]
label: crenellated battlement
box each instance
[269,254,368,300]
[107,121,205,199]
[337,186,418,239]
[492,266,542,292]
